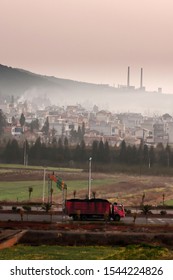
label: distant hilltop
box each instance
[0,63,114,97]
[0,64,173,114]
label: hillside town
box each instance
[0,96,173,149]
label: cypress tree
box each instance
[119,140,127,163]
[0,109,6,135]
[57,138,64,161]
[64,137,70,161]
[80,139,86,161]
[98,140,105,162]
[20,113,25,127]
[42,117,49,136]
[92,140,98,162]
[104,140,110,162]
[143,144,149,166]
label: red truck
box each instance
[65,198,125,221]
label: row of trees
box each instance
[1,137,173,168]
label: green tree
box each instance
[156,143,166,166]
[162,193,165,205]
[64,137,70,160]
[77,126,83,141]
[12,116,17,126]
[23,139,29,165]
[4,139,21,163]
[143,144,149,166]
[28,187,33,200]
[140,204,152,223]
[97,140,105,162]
[126,145,133,164]
[3,140,11,162]
[80,139,86,161]
[70,127,77,143]
[149,145,155,167]
[30,119,39,132]
[74,144,81,161]
[20,113,25,127]
[42,202,52,212]
[42,117,49,136]
[165,143,171,167]
[51,127,56,139]
[92,140,98,162]
[81,122,85,137]
[30,137,42,160]
[0,109,6,135]
[73,190,76,198]
[104,140,110,162]
[119,140,127,163]
[56,138,64,161]
[141,192,145,206]
[52,136,57,148]
[131,145,138,164]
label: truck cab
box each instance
[111,203,125,221]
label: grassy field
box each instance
[0,163,83,172]
[0,244,172,260]
[165,199,173,206]
[0,181,44,202]
[0,178,116,202]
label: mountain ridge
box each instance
[0,64,109,97]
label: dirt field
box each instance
[0,168,173,206]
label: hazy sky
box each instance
[1,0,173,93]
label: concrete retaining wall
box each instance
[19,230,173,247]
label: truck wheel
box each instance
[113,215,120,221]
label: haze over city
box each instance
[1,0,173,94]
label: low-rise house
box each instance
[11,126,23,136]
[117,113,143,129]
[96,110,112,123]
[89,121,112,136]
[153,123,168,144]
[166,122,173,144]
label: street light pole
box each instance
[24,139,26,166]
[88,157,92,199]
[42,167,46,203]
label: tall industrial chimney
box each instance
[127,66,130,88]
[140,68,143,88]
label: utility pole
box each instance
[88,157,92,199]
[23,139,27,166]
[42,167,46,203]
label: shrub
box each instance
[140,204,152,215]
[42,203,52,212]
[160,210,167,215]
[22,205,31,212]
[125,208,131,214]
[12,206,17,212]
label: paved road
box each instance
[1,212,173,225]
[124,216,173,225]
[0,212,66,222]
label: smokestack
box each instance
[140,68,143,88]
[127,66,130,88]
